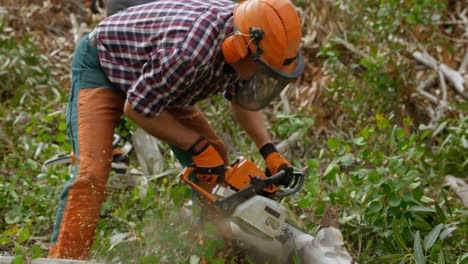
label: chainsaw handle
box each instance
[272,171,304,198]
[180,166,217,203]
[251,169,304,198]
[253,169,288,187]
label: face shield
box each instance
[232,50,305,111]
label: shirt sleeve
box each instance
[126,48,196,116]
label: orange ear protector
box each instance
[222,34,249,64]
[222,27,264,64]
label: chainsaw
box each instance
[181,156,308,262]
[181,157,353,263]
[181,156,303,236]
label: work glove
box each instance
[189,136,226,186]
[260,143,293,186]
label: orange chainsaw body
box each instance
[224,157,278,194]
[180,156,278,203]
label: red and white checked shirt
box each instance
[92,0,240,116]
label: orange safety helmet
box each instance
[222,0,304,110]
[222,0,302,71]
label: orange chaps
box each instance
[49,88,125,259]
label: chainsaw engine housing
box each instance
[231,195,287,238]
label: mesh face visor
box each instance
[232,50,305,111]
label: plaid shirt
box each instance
[92,0,240,116]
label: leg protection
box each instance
[49,88,124,259]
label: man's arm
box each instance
[230,101,293,184]
[229,101,272,148]
[124,100,200,150]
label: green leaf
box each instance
[323,163,340,180]
[455,101,468,111]
[56,133,66,143]
[360,57,374,68]
[376,114,389,129]
[0,236,11,244]
[378,253,407,260]
[420,195,435,203]
[434,203,447,223]
[306,158,319,170]
[369,200,383,212]
[432,121,447,137]
[12,254,24,264]
[389,192,401,207]
[388,206,402,218]
[58,122,67,132]
[367,169,381,184]
[409,206,435,213]
[408,182,421,189]
[403,118,413,126]
[418,124,428,130]
[306,159,320,196]
[420,130,431,140]
[360,126,372,139]
[441,191,453,217]
[353,137,367,146]
[453,252,468,264]
[414,231,426,264]
[396,128,406,139]
[403,191,414,202]
[392,218,407,251]
[318,148,324,159]
[327,138,340,150]
[297,198,312,208]
[26,159,38,170]
[423,224,443,250]
[30,245,41,259]
[437,250,446,264]
[17,227,30,243]
[335,153,354,166]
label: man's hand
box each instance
[190,137,226,185]
[260,143,293,186]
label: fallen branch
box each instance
[416,74,438,104]
[280,85,292,115]
[331,37,374,63]
[69,14,81,44]
[432,20,468,25]
[459,47,468,73]
[439,71,448,109]
[411,50,467,98]
[276,130,302,155]
[390,35,468,99]
[444,175,468,207]
[426,105,444,129]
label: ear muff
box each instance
[222,34,249,64]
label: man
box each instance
[49,0,304,260]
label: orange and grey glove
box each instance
[260,143,293,186]
[189,136,226,185]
